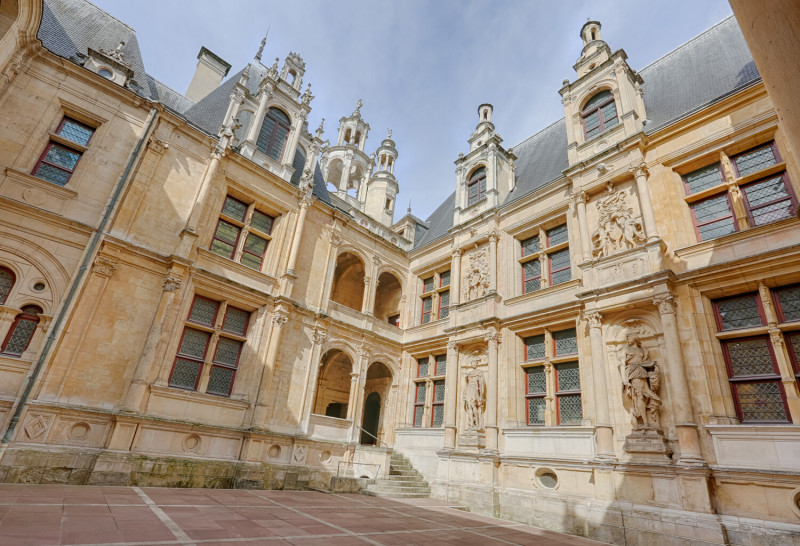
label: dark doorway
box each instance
[325,402,346,418]
[360,392,381,445]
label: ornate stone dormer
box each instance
[319,99,373,207]
[238,46,312,182]
[453,104,516,226]
[84,41,134,88]
[363,129,399,227]
[559,20,646,166]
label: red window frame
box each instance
[554,361,582,425]
[433,354,447,376]
[467,167,487,207]
[413,382,426,427]
[258,107,291,162]
[439,270,450,288]
[32,118,95,186]
[431,379,445,426]
[720,335,790,423]
[422,276,434,293]
[438,289,450,319]
[168,327,211,391]
[0,307,41,356]
[783,331,800,379]
[521,258,541,294]
[210,218,242,259]
[689,193,738,242]
[387,313,400,327]
[524,366,546,425]
[548,248,571,286]
[739,172,798,228]
[0,266,15,305]
[581,91,617,140]
[711,293,765,332]
[240,232,268,271]
[730,141,782,178]
[553,328,578,357]
[421,295,433,324]
[772,284,800,323]
[682,163,725,196]
[417,357,429,378]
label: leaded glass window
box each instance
[221,196,247,222]
[524,334,545,361]
[683,163,724,195]
[434,354,447,376]
[582,90,618,140]
[440,270,450,287]
[521,235,540,257]
[431,380,445,426]
[210,196,275,269]
[525,366,546,425]
[523,259,541,294]
[32,117,95,186]
[422,277,434,293]
[691,195,737,241]
[733,143,778,178]
[741,174,796,226]
[775,285,800,323]
[421,296,433,324]
[0,267,14,304]
[549,248,571,285]
[1,306,41,357]
[553,328,578,356]
[467,167,487,207]
[256,107,291,161]
[222,306,249,336]
[417,357,429,377]
[210,219,241,259]
[413,383,426,427]
[438,290,450,319]
[188,297,219,327]
[715,294,763,331]
[547,225,568,247]
[250,210,274,234]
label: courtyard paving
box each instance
[0,485,606,545]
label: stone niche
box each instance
[605,316,672,463]
[457,347,487,450]
[461,246,489,303]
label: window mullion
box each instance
[197,301,227,393]
[726,183,750,231]
[544,360,555,426]
[233,205,255,263]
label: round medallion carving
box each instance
[319,450,332,464]
[268,444,281,460]
[182,434,201,453]
[22,188,46,206]
[535,467,559,489]
[67,422,90,440]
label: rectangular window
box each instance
[169,296,250,397]
[773,285,800,323]
[522,259,541,294]
[683,163,724,195]
[720,337,788,423]
[524,334,546,361]
[549,248,571,286]
[32,117,95,186]
[525,366,546,425]
[434,354,447,376]
[732,142,778,178]
[422,277,434,293]
[209,196,275,271]
[467,176,487,206]
[553,328,578,356]
[521,235,540,258]
[714,294,765,331]
[417,357,429,378]
[519,225,570,294]
[690,194,737,241]
[421,296,433,324]
[438,290,450,319]
[555,362,582,425]
[387,313,400,327]
[431,380,445,426]
[546,225,568,247]
[440,270,450,287]
[413,383,426,427]
[741,173,797,227]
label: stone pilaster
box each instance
[443,339,459,450]
[300,327,327,434]
[484,327,500,453]
[631,163,659,242]
[585,310,616,460]
[251,306,289,426]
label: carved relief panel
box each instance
[590,183,645,259]
[462,247,489,302]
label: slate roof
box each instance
[411,15,759,250]
[35,0,759,252]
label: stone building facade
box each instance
[1,0,799,543]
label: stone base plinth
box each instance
[458,429,485,450]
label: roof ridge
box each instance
[147,74,194,104]
[639,14,736,75]
[69,0,136,32]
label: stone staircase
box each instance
[362,452,430,498]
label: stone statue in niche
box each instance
[591,183,646,258]
[462,352,486,430]
[620,330,662,429]
[463,249,489,301]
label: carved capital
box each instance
[358,343,370,358]
[452,248,463,259]
[363,276,370,286]
[571,191,587,205]
[484,327,500,348]
[372,255,382,266]
[447,340,459,353]
[92,256,117,277]
[272,310,289,327]
[488,231,499,243]
[653,295,677,316]
[161,276,182,292]
[328,230,342,247]
[148,135,169,154]
[585,310,603,329]
[769,327,784,346]
[630,162,648,180]
[312,328,327,345]
[758,281,770,303]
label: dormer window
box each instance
[581,90,618,140]
[467,167,487,207]
[256,107,291,162]
[98,68,113,79]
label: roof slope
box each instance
[412,15,758,250]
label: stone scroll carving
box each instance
[462,350,487,430]
[591,184,646,258]
[619,329,662,430]
[463,249,489,301]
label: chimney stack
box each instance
[185,46,231,103]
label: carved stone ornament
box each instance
[99,41,129,65]
[484,327,500,347]
[462,248,489,301]
[653,295,677,316]
[92,256,117,277]
[161,276,182,292]
[311,328,327,345]
[272,310,289,326]
[618,329,662,431]
[267,57,279,80]
[329,230,342,247]
[301,83,314,105]
[462,354,486,430]
[357,343,370,358]
[585,310,603,329]
[591,184,646,259]
[148,135,169,154]
[447,340,459,353]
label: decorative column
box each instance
[653,294,703,466]
[488,231,498,294]
[364,256,381,316]
[251,306,289,426]
[484,327,500,453]
[573,191,592,262]
[299,327,327,434]
[0,306,18,343]
[360,276,371,315]
[349,344,370,442]
[121,273,183,412]
[316,228,342,310]
[241,83,271,154]
[443,340,459,450]
[631,163,659,241]
[585,311,616,460]
[285,195,312,277]
[450,249,462,307]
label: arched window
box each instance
[0,267,14,304]
[256,107,291,161]
[467,167,487,207]
[1,305,42,357]
[581,90,618,140]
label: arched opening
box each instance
[354,131,361,146]
[313,349,353,419]
[1,305,41,357]
[287,69,296,85]
[0,0,19,42]
[343,128,352,145]
[361,362,392,445]
[256,107,291,161]
[326,157,344,191]
[466,166,487,207]
[374,271,402,326]
[331,252,365,311]
[0,266,15,304]
[581,89,618,140]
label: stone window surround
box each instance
[411,351,447,427]
[31,116,97,187]
[711,283,800,425]
[167,294,253,398]
[677,139,798,243]
[419,268,451,324]
[516,218,571,295]
[207,192,278,274]
[580,89,619,141]
[521,326,582,427]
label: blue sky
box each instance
[91,0,734,222]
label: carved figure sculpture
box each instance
[463,249,489,300]
[462,368,485,429]
[620,331,661,429]
[591,184,646,258]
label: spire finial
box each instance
[316,118,325,139]
[407,201,412,214]
[354,98,362,115]
[387,128,392,138]
[254,27,269,61]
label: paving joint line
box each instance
[132,487,196,546]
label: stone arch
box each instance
[0,232,71,314]
[373,270,403,325]
[577,83,616,112]
[326,157,344,189]
[361,361,393,445]
[330,251,366,312]
[313,348,354,419]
